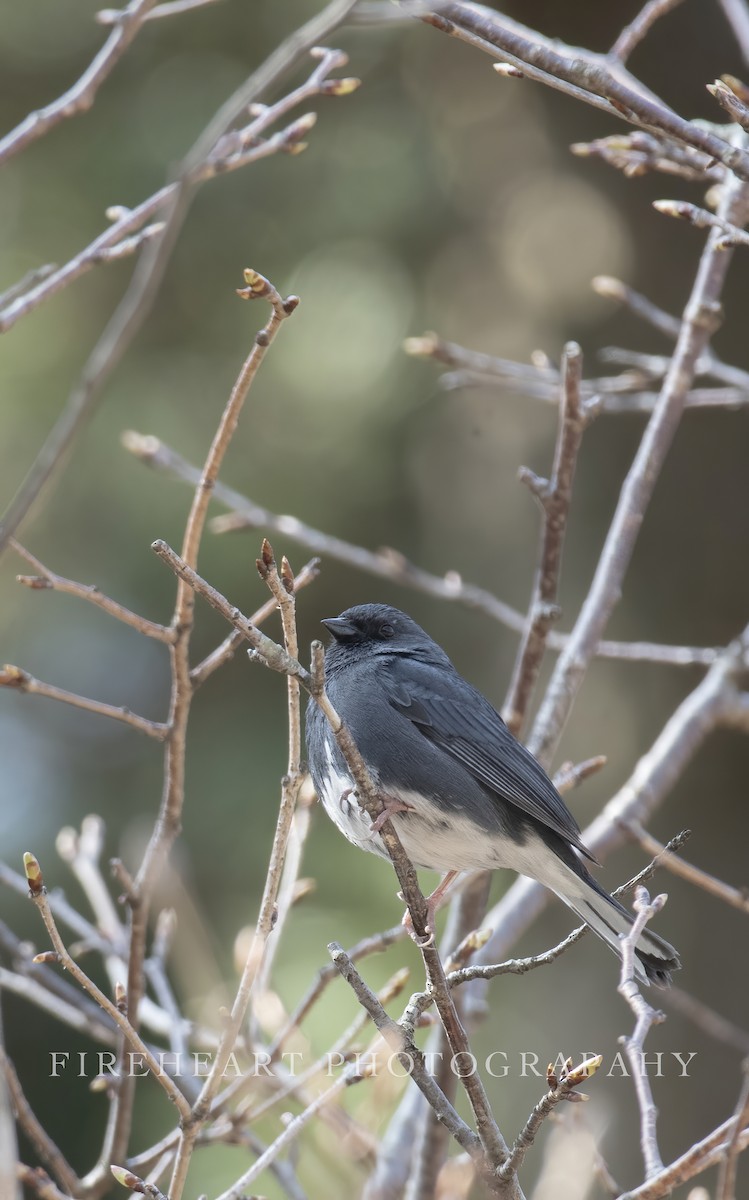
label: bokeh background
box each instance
[2,1,749,1196]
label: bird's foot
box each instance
[399,871,460,947]
[370,792,414,835]
[400,900,435,947]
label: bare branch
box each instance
[474,627,748,970]
[625,821,749,913]
[499,1056,603,1179]
[0,0,159,165]
[448,830,689,990]
[572,128,720,181]
[719,0,749,66]
[616,1109,749,1198]
[423,3,749,179]
[406,328,749,408]
[552,755,608,795]
[716,1059,749,1200]
[10,540,172,643]
[267,924,406,1060]
[328,944,483,1163]
[166,539,307,1200]
[610,0,686,64]
[654,197,749,247]
[190,557,320,687]
[709,75,749,133]
[0,665,168,740]
[0,1051,79,1196]
[16,1165,72,1200]
[150,540,312,688]
[126,430,726,669]
[662,986,749,1054]
[0,0,359,557]
[504,342,586,736]
[617,887,668,1178]
[212,1062,369,1200]
[528,164,749,765]
[21,853,191,1120]
[0,1007,22,1200]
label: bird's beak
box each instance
[321,616,358,642]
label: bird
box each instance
[305,602,680,987]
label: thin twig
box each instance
[719,0,749,66]
[0,1008,22,1200]
[114,272,297,1200]
[498,1056,603,1179]
[328,945,482,1163]
[16,1165,72,1200]
[716,1058,749,1200]
[125,430,725,669]
[190,557,320,687]
[617,887,667,1179]
[212,1061,370,1200]
[21,853,191,1121]
[610,0,686,63]
[528,160,749,766]
[150,541,312,688]
[10,540,172,642]
[0,0,359,556]
[0,666,168,740]
[409,872,493,1200]
[503,342,586,736]
[266,924,406,1060]
[653,198,749,247]
[472,627,748,973]
[0,0,159,165]
[625,821,749,913]
[166,538,306,1200]
[424,3,749,179]
[617,1116,749,1198]
[0,1051,79,1196]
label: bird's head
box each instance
[321,604,449,666]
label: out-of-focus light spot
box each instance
[274,240,414,406]
[488,172,633,318]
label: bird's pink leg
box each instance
[369,792,415,834]
[401,870,460,945]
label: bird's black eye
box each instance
[379,622,395,639]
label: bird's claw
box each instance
[370,793,414,835]
[399,893,436,947]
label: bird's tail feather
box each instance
[552,863,680,987]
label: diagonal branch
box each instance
[423,3,749,179]
[10,540,172,643]
[151,542,521,1193]
[21,853,191,1121]
[0,665,168,740]
[0,0,359,558]
[0,0,159,165]
[126,430,725,669]
[471,623,749,975]
[609,0,686,64]
[528,162,749,766]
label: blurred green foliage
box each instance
[2,1,749,1196]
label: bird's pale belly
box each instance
[315,753,545,875]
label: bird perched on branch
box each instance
[305,603,679,986]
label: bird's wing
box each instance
[387,658,596,861]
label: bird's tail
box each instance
[549,855,680,987]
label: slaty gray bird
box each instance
[305,603,679,986]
